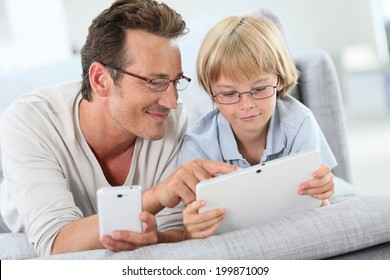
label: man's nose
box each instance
[158,83,178,109]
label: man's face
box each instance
[107,30,183,140]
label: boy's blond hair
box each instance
[196,16,299,101]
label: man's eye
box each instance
[150,79,167,87]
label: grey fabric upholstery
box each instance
[43,187,390,260]
[328,242,390,260]
[0,233,38,260]
[293,51,352,183]
[3,178,390,260]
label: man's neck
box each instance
[79,99,136,185]
[79,99,136,157]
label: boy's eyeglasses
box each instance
[212,76,279,105]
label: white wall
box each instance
[1,0,72,71]
[163,0,384,67]
[63,0,113,52]
[0,0,385,71]
[1,0,389,116]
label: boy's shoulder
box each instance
[188,108,219,135]
[277,95,313,119]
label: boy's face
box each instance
[211,73,282,141]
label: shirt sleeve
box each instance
[289,112,338,170]
[179,134,212,166]
[0,104,83,257]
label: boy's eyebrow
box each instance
[213,77,275,90]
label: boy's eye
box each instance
[222,92,238,97]
[252,86,267,93]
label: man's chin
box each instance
[133,123,166,141]
[146,134,164,141]
[142,129,165,141]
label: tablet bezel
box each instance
[196,149,322,234]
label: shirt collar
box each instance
[261,104,285,162]
[217,104,285,163]
[217,113,243,161]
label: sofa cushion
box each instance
[328,242,390,260]
[43,187,390,260]
[0,233,38,259]
[2,176,379,260]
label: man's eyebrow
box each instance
[149,72,184,79]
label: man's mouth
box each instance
[146,110,169,122]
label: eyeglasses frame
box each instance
[212,76,280,105]
[103,64,191,92]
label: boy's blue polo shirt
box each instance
[181,95,337,170]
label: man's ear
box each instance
[89,62,110,97]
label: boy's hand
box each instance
[298,164,334,200]
[183,200,225,239]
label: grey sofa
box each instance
[1,49,390,260]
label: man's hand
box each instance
[100,211,158,251]
[144,158,238,213]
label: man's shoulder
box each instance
[3,81,81,116]
[1,81,81,132]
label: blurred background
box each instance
[0,0,389,193]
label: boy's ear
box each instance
[89,62,110,97]
[277,80,284,91]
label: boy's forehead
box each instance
[214,72,274,85]
[216,70,272,81]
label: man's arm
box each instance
[51,212,178,254]
[51,159,237,254]
[51,215,103,255]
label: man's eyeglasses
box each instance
[105,65,191,92]
[212,76,279,105]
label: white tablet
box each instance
[196,149,322,234]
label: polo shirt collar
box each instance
[217,113,242,161]
[261,105,285,162]
[217,106,285,163]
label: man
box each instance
[0,0,236,256]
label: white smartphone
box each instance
[97,185,143,236]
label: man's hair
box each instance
[79,0,187,100]
[196,16,298,101]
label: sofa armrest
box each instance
[44,190,390,259]
[293,50,352,183]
